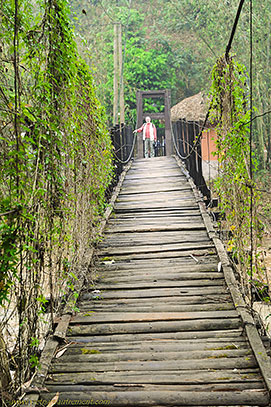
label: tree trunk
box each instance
[0,328,11,396]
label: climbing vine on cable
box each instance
[209,54,263,300]
[0,0,112,397]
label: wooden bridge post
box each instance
[164,89,172,156]
[179,120,185,157]
[136,91,144,158]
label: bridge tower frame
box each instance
[136,90,171,158]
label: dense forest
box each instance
[70,0,271,170]
[0,0,271,401]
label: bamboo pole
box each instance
[118,23,125,160]
[113,23,119,125]
[119,23,124,125]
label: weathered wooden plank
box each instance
[112,209,201,217]
[126,169,182,175]
[96,258,219,270]
[114,205,199,214]
[111,216,202,225]
[65,339,249,353]
[82,286,228,300]
[123,166,186,172]
[122,167,186,173]
[45,382,265,395]
[70,310,238,324]
[123,173,185,179]
[107,218,204,226]
[68,328,244,343]
[107,219,204,227]
[118,187,195,195]
[95,280,224,290]
[67,318,241,336]
[126,163,183,170]
[115,213,200,220]
[116,197,195,205]
[54,349,251,364]
[117,193,196,203]
[124,169,184,174]
[65,346,249,358]
[77,302,233,314]
[97,249,216,262]
[105,225,207,234]
[96,270,223,280]
[124,166,187,173]
[96,262,219,272]
[131,159,175,164]
[110,216,202,224]
[121,180,187,189]
[100,232,208,246]
[96,271,223,282]
[120,185,191,194]
[39,389,270,406]
[98,242,214,256]
[100,239,211,248]
[124,173,183,179]
[80,294,232,306]
[117,189,193,197]
[126,163,181,169]
[124,172,186,179]
[115,204,200,212]
[51,355,257,373]
[96,270,220,280]
[128,161,178,168]
[46,368,261,385]
[77,303,234,313]
[126,171,182,176]
[61,338,251,359]
[106,223,204,232]
[122,171,182,176]
[114,207,199,215]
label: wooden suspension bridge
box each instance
[25,155,271,407]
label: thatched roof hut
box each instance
[171,92,208,122]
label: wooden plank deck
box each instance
[39,157,270,406]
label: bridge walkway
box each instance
[38,156,270,406]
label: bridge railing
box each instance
[110,123,136,179]
[172,119,211,203]
[110,121,212,205]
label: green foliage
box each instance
[70,0,184,125]
[167,0,271,170]
[209,54,262,295]
[0,0,113,392]
[70,0,271,170]
[123,37,178,123]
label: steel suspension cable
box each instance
[225,0,246,58]
[171,116,209,161]
[112,131,137,164]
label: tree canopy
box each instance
[70,0,271,169]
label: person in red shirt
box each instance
[134,116,157,158]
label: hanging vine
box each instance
[0,0,113,399]
[209,54,263,301]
